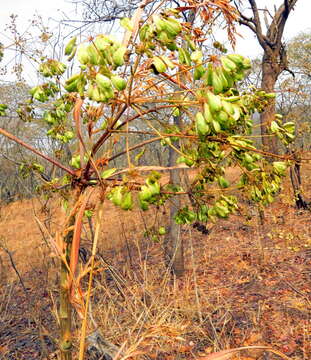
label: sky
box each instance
[0,0,310,83]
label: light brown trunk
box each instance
[59,212,76,359]
[164,115,184,277]
[260,55,279,154]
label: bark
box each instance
[260,53,280,154]
[289,151,308,209]
[164,115,184,277]
[163,9,196,278]
[59,214,76,359]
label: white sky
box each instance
[0,0,310,82]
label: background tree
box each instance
[235,0,299,154]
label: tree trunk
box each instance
[289,151,308,209]
[260,54,279,154]
[59,212,76,359]
[164,115,184,277]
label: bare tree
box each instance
[235,0,299,154]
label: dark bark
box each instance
[289,151,308,209]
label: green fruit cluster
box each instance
[77,36,127,69]
[138,174,161,211]
[195,91,242,137]
[30,82,59,102]
[203,54,251,94]
[39,60,66,77]
[64,73,86,94]
[270,118,295,145]
[140,14,182,51]
[0,104,7,116]
[107,186,133,210]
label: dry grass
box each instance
[0,166,310,359]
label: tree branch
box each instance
[0,128,76,177]
[247,0,269,50]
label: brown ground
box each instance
[0,166,310,360]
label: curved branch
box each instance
[0,127,76,177]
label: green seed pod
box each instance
[111,186,123,206]
[96,73,112,90]
[221,56,237,72]
[152,56,167,73]
[203,102,214,123]
[212,71,223,94]
[65,36,77,56]
[111,75,127,91]
[194,64,205,80]
[121,192,133,210]
[206,92,222,113]
[87,44,101,65]
[226,54,244,66]
[112,46,126,67]
[218,176,230,188]
[163,17,182,36]
[158,226,166,235]
[77,43,90,64]
[195,112,209,136]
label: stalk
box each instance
[59,217,75,360]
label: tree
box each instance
[276,31,311,208]
[0,0,295,358]
[235,0,299,154]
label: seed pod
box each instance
[111,75,127,91]
[139,185,153,201]
[139,24,150,42]
[231,104,241,121]
[153,15,167,32]
[163,17,182,36]
[191,50,203,63]
[195,112,209,136]
[102,86,114,100]
[96,73,111,90]
[193,65,205,80]
[87,44,100,65]
[77,43,90,64]
[222,69,234,88]
[139,199,149,211]
[65,36,77,56]
[222,100,235,116]
[218,176,230,188]
[216,67,229,90]
[94,35,110,52]
[241,58,251,70]
[234,69,245,81]
[221,56,237,72]
[216,110,229,126]
[178,48,191,66]
[64,79,79,92]
[203,102,213,123]
[111,187,123,206]
[121,192,133,210]
[152,56,167,73]
[206,92,222,113]
[204,63,214,87]
[226,54,244,66]
[112,46,126,67]
[212,71,223,94]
